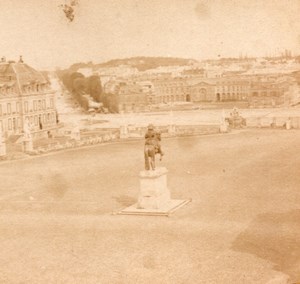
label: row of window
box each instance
[156,81,250,88]
[0,97,54,116]
[159,85,249,95]
[216,85,249,92]
[25,112,57,128]
[154,93,247,102]
[0,83,50,96]
[215,81,249,86]
[251,91,283,97]
[218,93,247,100]
[0,112,57,133]
[0,86,16,95]
[24,98,54,113]
[0,102,20,116]
[0,117,21,132]
[22,84,49,94]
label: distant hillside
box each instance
[67,56,198,73]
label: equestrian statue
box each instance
[144,124,164,171]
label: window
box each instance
[34,116,38,126]
[8,118,12,130]
[33,101,37,111]
[16,102,20,113]
[38,100,42,110]
[50,98,54,108]
[7,103,11,114]
[42,100,46,110]
[24,101,28,113]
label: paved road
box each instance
[0,129,299,283]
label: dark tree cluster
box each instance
[58,71,118,112]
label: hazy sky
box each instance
[0,0,299,69]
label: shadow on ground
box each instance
[232,210,300,283]
[45,173,69,200]
[112,195,136,207]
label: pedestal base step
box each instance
[115,199,191,217]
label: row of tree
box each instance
[58,71,119,112]
[61,72,103,102]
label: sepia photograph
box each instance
[0,0,299,283]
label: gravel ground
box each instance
[0,129,299,284]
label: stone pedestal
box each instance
[120,125,129,139]
[137,167,170,209]
[219,123,228,133]
[115,167,191,216]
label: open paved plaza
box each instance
[0,129,299,283]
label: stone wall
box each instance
[121,124,221,139]
[30,130,120,155]
[245,116,300,129]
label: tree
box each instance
[73,77,86,93]
[69,72,84,91]
[86,75,103,102]
[103,93,119,113]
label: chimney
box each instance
[1,56,6,62]
[19,55,24,63]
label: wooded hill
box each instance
[67,56,198,73]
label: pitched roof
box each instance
[0,61,47,87]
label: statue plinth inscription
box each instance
[138,167,170,209]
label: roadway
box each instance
[0,129,299,283]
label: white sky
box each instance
[0,0,299,69]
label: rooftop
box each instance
[0,58,47,87]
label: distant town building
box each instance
[214,77,250,102]
[152,75,251,104]
[248,76,300,107]
[0,58,57,139]
[104,80,148,113]
[100,57,300,112]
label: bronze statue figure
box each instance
[144,124,164,170]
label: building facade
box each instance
[152,76,251,104]
[0,59,57,139]
[104,80,149,113]
[248,76,299,107]
[103,68,300,112]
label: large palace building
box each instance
[151,76,251,104]
[104,69,300,113]
[0,57,57,139]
